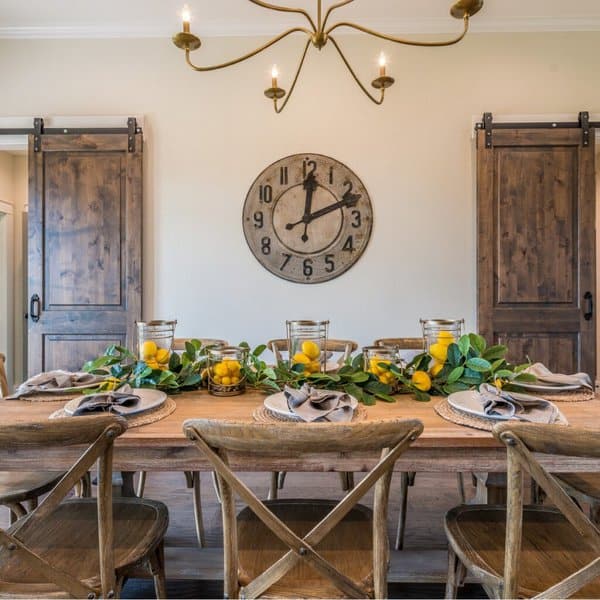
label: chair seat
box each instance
[0,497,168,596]
[238,499,375,599]
[0,472,64,504]
[445,504,600,598]
[556,473,600,500]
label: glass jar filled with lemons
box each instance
[286,320,329,374]
[363,345,400,390]
[136,320,177,370]
[420,318,464,370]
[208,346,248,396]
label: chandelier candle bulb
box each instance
[271,65,278,88]
[378,52,386,77]
[181,4,191,33]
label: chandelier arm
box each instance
[184,27,312,72]
[325,15,470,47]
[273,38,312,113]
[328,36,384,106]
[321,0,356,32]
[248,0,317,33]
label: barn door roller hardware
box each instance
[0,117,142,152]
[475,111,596,149]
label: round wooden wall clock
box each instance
[243,153,373,284]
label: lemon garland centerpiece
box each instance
[83,333,534,405]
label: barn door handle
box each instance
[584,291,593,321]
[30,294,41,323]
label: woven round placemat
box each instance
[434,398,568,432]
[536,388,596,403]
[48,396,177,428]
[253,404,368,424]
[7,393,82,403]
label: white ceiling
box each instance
[1,0,600,38]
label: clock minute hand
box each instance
[300,172,317,242]
[304,187,362,223]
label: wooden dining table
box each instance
[2,389,600,583]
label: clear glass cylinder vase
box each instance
[286,320,329,375]
[420,318,464,351]
[136,320,177,369]
[207,346,248,396]
[363,345,399,389]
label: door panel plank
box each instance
[27,133,142,376]
[477,128,596,378]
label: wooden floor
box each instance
[119,470,487,598]
[0,469,486,597]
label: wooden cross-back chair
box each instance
[136,337,230,548]
[0,415,168,598]
[184,418,423,599]
[445,422,600,599]
[0,353,73,525]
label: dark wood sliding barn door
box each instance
[477,127,596,379]
[27,132,142,375]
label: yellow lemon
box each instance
[292,352,311,365]
[213,374,222,384]
[430,362,444,377]
[146,359,159,370]
[308,361,321,373]
[156,348,170,364]
[301,340,321,361]
[380,372,395,385]
[104,377,120,391]
[142,340,157,360]
[494,378,503,389]
[231,376,240,385]
[221,376,232,386]
[411,370,432,392]
[214,362,229,377]
[226,360,241,375]
[436,331,455,346]
[429,343,448,363]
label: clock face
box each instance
[243,153,373,284]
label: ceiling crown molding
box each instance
[1,16,600,39]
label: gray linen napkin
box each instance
[284,384,354,422]
[523,363,593,389]
[478,383,558,424]
[72,385,140,416]
[6,370,106,399]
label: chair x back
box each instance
[446,422,600,599]
[184,418,423,599]
[0,415,168,598]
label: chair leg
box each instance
[445,546,466,599]
[74,472,92,498]
[339,472,350,491]
[268,472,279,500]
[149,541,167,599]
[395,472,409,550]
[211,471,223,504]
[590,501,600,525]
[191,472,206,547]
[456,473,466,503]
[277,471,287,489]
[346,472,355,489]
[8,502,26,524]
[136,471,147,498]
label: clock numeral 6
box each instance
[261,237,271,255]
[303,258,313,277]
[325,254,335,273]
[253,211,264,228]
[259,184,273,203]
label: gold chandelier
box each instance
[173,0,484,113]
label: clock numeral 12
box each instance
[279,167,288,185]
[259,184,273,203]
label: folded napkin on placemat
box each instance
[523,363,593,389]
[6,370,106,399]
[284,384,354,422]
[71,386,140,416]
[478,383,558,424]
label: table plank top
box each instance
[2,389,599,450]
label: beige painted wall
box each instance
[0,32,598,349]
